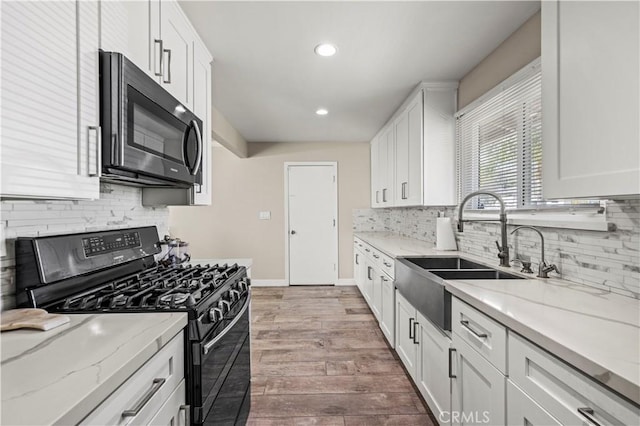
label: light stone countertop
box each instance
[1,312,187,425]
[354,231,640,405]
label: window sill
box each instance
[461,210,610,232]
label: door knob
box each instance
[290,230,296,235]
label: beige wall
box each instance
[169,142,370,280]
[458,10,541,109]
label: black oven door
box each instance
[192,293,251,425]
[101,51,202,187]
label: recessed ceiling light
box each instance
[314,43,337,57]
[316,108,328,116]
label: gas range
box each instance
[15,226,251,425]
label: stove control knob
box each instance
[218,299,231,313]
[238,280,248,292]
[229,289,240,301]
[208,307,223,322]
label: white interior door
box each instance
[287,164,338,285]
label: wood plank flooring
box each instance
[248,286,437,426]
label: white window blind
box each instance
[456,60,543,210]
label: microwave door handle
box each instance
[189,119,203,176]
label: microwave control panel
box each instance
[82,232,141,257]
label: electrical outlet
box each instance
[259,211,271,220]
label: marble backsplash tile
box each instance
[354,200,640,299]
[0,183,169,310]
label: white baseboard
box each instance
[336,278,356,286]
[251,279,288,287]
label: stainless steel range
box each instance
[15,226,251,425]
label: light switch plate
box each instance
[259,211,271,220]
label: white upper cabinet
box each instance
[370,136,380,207]
[161,0,195,109]
[1,0,101,200]
[370,82,457,208]
[192,40,213,205]
[542,0,640,199]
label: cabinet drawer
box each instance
[451,298,506,374]
[149,379,187,425]
[507,379,561,425]
[379,252,395,279]
[81,332,185,425]
[509,332,639,425]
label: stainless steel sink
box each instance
[395,256,523,332]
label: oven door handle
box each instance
[188,119,203,176]
[203,294,250,355]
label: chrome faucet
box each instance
[457,190,510,268]
[510,226,559,278]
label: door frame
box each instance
[284,162,339,286]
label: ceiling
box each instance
[179,1,540,143]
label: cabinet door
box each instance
[101,0,161,82]
[380,126,395,206]
[416,311,451,424]
[542,0,640,198]
[395,91,423,207]
[149,380,188,425]
[362,262,374,304]
[451,334,505,426]
[353,249,363,295]
[394,291,418,379]
[160,0,193,109]
[192,40,212,205]
[1,1,100,200]
[379,274,395,347]
[506,380,561,426]
[370,136,380,207]
[371,271,382,321]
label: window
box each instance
[457,60,542,209]
[456,58,597,211]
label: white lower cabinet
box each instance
[81,333,185,425]
[450,334,506,426]
[509,332,639,425]
[362,261,374,304]
[149,380,188,425]
[395,290,419,379]
[379,273,395,347]
[507,380,561,426]
[416,311,451,424]
[371,272,382,321]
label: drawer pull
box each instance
[122,378,166,417]
[449,348,457,378]
[373,254,380,259]
[180,404,191,425]
[409,317,415,339]
[413,321,419,344]
[460,320,488,338]
[577,407,603,426]
[383,261,392,267]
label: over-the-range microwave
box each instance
[99,51,202,189]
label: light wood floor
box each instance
[247,286,437,426]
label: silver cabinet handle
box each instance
[367,266,373,280]
[376,190,379,203]
[122,378,166,417]
[449,348,457,378]
[87,126,101,177]
[380,275,387,282]
[373,254,380,259]
[383,261,392,267]
[179,404,190,426]
[154,39,164,76]
[365,248,370,253]
[413,321,419,344]
[577,408,603,426]
[290,230,296,235]
[355,254,359,265]
[409,317,415,339]
[402,182,408,199]
[382,188,387,202]
[163,48,172,84]
[460,320,488,338]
